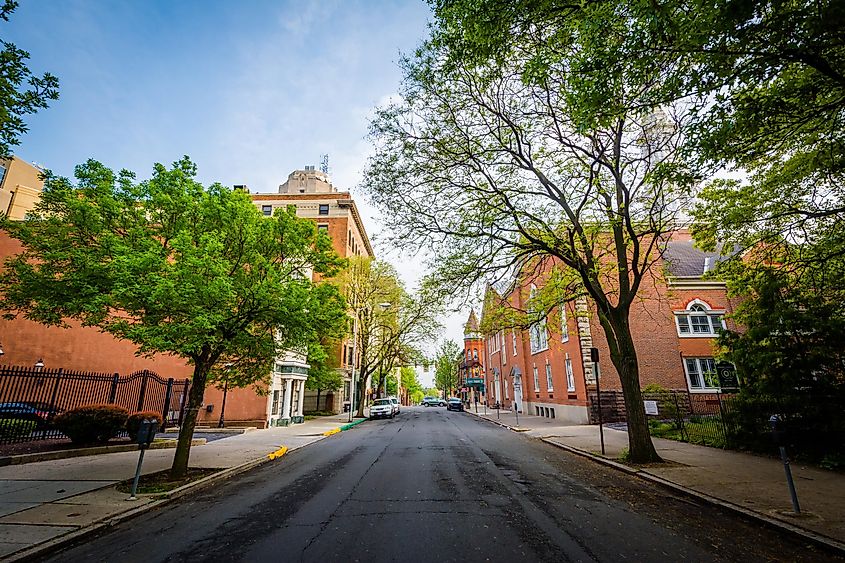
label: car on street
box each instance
[370,398,395,419]
[389,397,400,415]
[422,396,445,407]
[446,397,464,412]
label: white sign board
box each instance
[644,400,659,415]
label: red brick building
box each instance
[477,232,736,423]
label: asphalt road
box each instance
[44,407,839,563]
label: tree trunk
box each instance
[171,362,211,479]
[355,373,367,418]
[602,308,662,464]
[316,389,322,412]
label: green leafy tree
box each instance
[341,258,442,416]
[400,365,424,404]
[305,339,345,412]
[0,1,59,157]
[0,158,347,477]
[362,1,713,462]
[434,340,461,399]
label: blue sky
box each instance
[6,0,464,379]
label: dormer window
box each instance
[675,300,725,337]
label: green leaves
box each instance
[0,2,59,157]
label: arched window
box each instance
[472,349,478,361]
[675,300,725,336]
[528,284,549,353]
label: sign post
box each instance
[591,347,605,456]
[716,361,739,393]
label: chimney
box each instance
[703,256,712,273]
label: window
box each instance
[505,378,510,399]
[271,390,280,414]
[317,224,329,232]
[0,164,6,186]
[684,357,719,391]
[262,205,272,216]
[533,364,540,392]
[545,361,554,392]
[528,285,549,353]
[473,349,478,361]
[318,204,329,215]
[512,329,518,356]
[561,305,569,342]
[565,355,575,392]
[675,301,725,337]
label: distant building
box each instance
[476,231,737,423]
[459,310,486,405]
[0,156,44,220]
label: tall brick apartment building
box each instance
[477,231,736,423]
[248,166,375,414]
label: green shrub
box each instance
[53,404,129,444]
[642,383,668,393]
[0,418,37,439]
[125,410,164,441]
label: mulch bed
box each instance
[0,437,133,457]
[116,468,222,494]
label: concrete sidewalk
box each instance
[0,413,362,559]
[469,408,845,549]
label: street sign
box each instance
[716,361,739,392]
[466,378,484,385]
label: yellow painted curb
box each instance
[322,428,341,436]
[267,446,288,460]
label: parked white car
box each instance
[370,399,395,419]
[389,397,400,415]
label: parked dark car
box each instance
[446,398,464,412]
[0,402,61,428]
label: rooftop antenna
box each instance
[320,154,330,175]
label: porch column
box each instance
[296,379,305,417]
[281,378,293,422]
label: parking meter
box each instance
[769,415,785,446]
[136,419,160,448]
[128,418,159,501]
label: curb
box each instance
[467,410,845,555]
[5,436,324,562]
[0,438,207,467]
[339,418,367,431]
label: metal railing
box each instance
[0,365,190,445]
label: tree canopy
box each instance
[0,158,348,476]
[0,1,59,158]
[434,339,461,398]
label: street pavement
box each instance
[0,413,356,559]
[41,407,840,562]
[469,407,845,545]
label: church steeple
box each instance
[464,309,480,340]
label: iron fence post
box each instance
[717,390,728,448]
[162,377,174,431]
[136,370,149,412]
[108,373,119,404]
[672,391,687,442]
[177,379,190,428]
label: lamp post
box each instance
[218,363,233,428]
[34,358,44,372]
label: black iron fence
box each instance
[0,365,191,445]
[641,390,739,449]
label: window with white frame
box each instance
[684,357,720,391]
[561,304,569,342]
[505,378,510,399]
[533,364,540,392]
[545,361,554,391]
[512,329,517,355]
[675,301,725,336]
[565,355,575,391]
